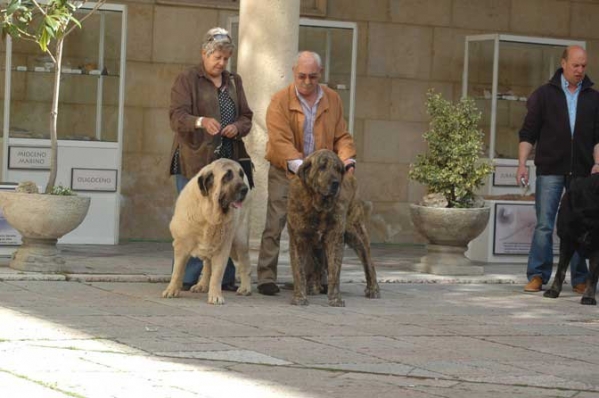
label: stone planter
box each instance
[409,203,490,275]
[0,192,90,272]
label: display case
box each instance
[0,2,127,245]
[462,34,585,196]
[462,34,584,263]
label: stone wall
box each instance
[117,0,599,243]
[5,0,599,244]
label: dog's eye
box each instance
[223,169,233,182]
[239,169,244,178]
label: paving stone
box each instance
[0,372,70,397]
[0,243,598,397]
[155,349,293,365]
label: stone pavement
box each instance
[1,242,599,397]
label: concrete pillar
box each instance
[237,0,300,243]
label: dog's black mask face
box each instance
[218,168,249,212]
[197,160,249,214]
[298,150,345,198]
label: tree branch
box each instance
[64,0,106,38]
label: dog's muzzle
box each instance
[323,180,340,197]
[231,185,249,209]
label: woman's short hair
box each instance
[202,27,234,56]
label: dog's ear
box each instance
[197,171,214,197]
[296,158,311,182]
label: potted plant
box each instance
[408,90,494,275]
[0,0,105,272]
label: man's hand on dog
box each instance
[344,159,355,175]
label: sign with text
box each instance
[71,168,118,192]
[8,146,51,170]
[493,203,559,255]
[493,165,529,187]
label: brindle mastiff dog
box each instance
[162,158,252,305]
[544,174,599,305]
[287,149,381,307]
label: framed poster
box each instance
[493,165,529,187]
[71,168,118,192]
[8,146,51,170]
[0,183,22,246]
[493,203,559,255]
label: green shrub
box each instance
[409,91,494,208]
[50,185,75,196]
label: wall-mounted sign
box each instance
[8,146,51,170]
[71,168,118,192]
[493,203,559,255]
[493,165,529,187]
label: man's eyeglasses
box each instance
[297,73,320,80]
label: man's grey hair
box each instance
[202,27,234,56]
[294,51,322,69]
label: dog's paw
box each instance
[161,286,180,298]
[208,294,225,305]
[190,283,208,293]
[365,284,381,299]
[543,290,560,299]
[291,296,309,306]
[236,284,252,296]
[581,296,597,305]
[328,298,345,307]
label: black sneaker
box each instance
[258,282,280,296]
[182,283,193,291]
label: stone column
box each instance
[237,0,300,243]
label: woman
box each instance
[168,27,253,291]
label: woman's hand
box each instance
[202,117,222,136]
[221,124,238,138]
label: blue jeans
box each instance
[527,175,588,286]
[174,174,236,286]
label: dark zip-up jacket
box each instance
[519,68,599,177]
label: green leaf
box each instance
[409,90,493,208]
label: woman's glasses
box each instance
[210,34,231,42]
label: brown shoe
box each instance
[573,283,586,294]
[524,276,543,292]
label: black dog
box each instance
[544,174,599,305]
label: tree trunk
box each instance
[45,38,63,194]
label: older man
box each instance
[257,51,356,295]
[517,45,599,293]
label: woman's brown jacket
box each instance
[169,63,253,178]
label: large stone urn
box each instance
[0,192,90,272]
[409,204,490,275]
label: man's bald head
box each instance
[561,45,587,87]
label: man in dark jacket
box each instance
[517,45,599,293]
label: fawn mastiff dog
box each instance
[162,158,252,305]
[544,174,599,305]
[287,149,381,307]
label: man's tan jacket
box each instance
[265,83,356,173]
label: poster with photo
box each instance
[0,184,22,246]
[493,203,559,255]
